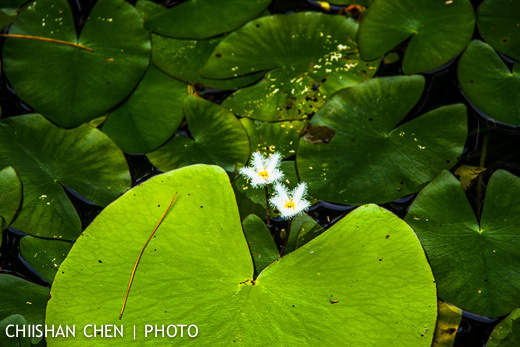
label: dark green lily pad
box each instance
[0,166,22,232]
[242,214,279,276]
[203,12,379,121]
[0,314,31,347]
[46,165,436,345]
[0,274,49,326]
[241,119,306,158]
[3,0,150,127]
[358,0,474,74]
[151,34,263,90]
[477,0,520,61]
[0,0,27,31]
[458,40,520,126]
[297,75,467,205]
[0,114,130,239]
[102,65,187,153]
[137,0,270,39]
[405,170,520,317]
[20,236,72,284]
[147,96,249,172]
[487,308,520,347]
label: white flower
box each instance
[239,151,284,187]
[270,182,310,219]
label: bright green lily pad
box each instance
[358,0,474,74]
[203,12,379,121]
[405,170,520,317]
[137,0,270,39]
[487,308,520,347]
[241,118,306,158]
[0,114,130,239]
[3,0,150,127]
[477,0,520,61]
[46,165,436,345]
[147,96,249,172]
[297,75,467,205]
[0,166,22,232]
[151,34,264,90]
[102,65,187,153]
[20,236,72,284]
[458,40,520,127]
[0,274,49,326]
[242,214,279,276]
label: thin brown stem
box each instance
[119,192,178,320]
[265,185,271,228]
[279,219,292,256]
[0,34,94,52]
[476,133,489,219]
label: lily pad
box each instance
[241,119,306,158]
[458,40,520,126]
[102,65,187,153]
[433,300,462,347]
[147,96,250,172]
[20,236,72,284]
[138,0,270,39]
[358,0,475,74]
[242,214,279,276]
[0,314,31,347]
[487,308,520,347]
[0,0,27,31]
[3,0,150,127]
[151,34,264,90]
[297,75,467,205]
[405,170,520,317]
[0,274,49,326]
[0,114,130,239]
[0,166,22,232]
[477,0,520,61]
[46,165,436,345]
[203,12,379,121]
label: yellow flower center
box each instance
[259,167,269,179]
[284,198,295,210]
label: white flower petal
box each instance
[266,153,281,173]
[239,167,257,181]
[292,182,307,202]
[252,151,265,172]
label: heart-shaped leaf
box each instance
[405,170,520,317]
[0,114,130,239]
[137,0,270,39]
[458,40,520,127]
[0,166,22,233]
[477,0,520,61]
[297,75,467,205]
[46,164,437,345]
[358,0,475,74]
[3,0,150,127]
[20,236,72,284]
[151,34,264,90]
[203,12,379,121]
[147,96,250,172]
[102,65,187,153]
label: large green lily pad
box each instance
[0,166,22,232]
[0,114,130,239]
[477,0,520,61]
[3,0,150,127]
[203,12,379,121]
[297,75,467,205]
[102,65,187,153]
[458,40,520,127]
[358,0,474,74]
[147,96,250,172]
[137,0,270,39]
[46,164,437,345]
[151,34,263,90]
[405,170,520,317]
